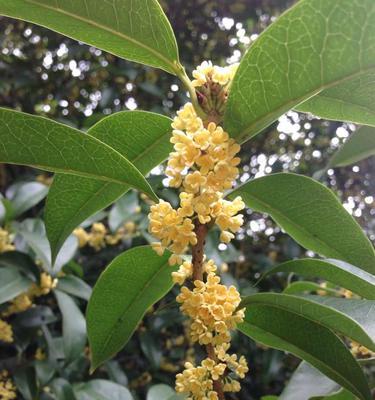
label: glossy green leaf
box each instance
[296,72,375,128]
[45,110,172,262]
[280,361,340,400]
[328,126,375,167]
[224,0,375,142]
[56,276,92,301]
[314,389,356,400]
[238,305,371,400]
[6,181,48,218]
[228,173,375,274]
[55,290,87,362]
[0,266,31,304]
[240,293,375,352]
[283,281,340,296]
[87,246,177,371]
[0,108,157,202]
[264,258,375,300]
[0,0,179,74]
[50,378,77,400]
[74,380,133,400]
[0,251,39,281]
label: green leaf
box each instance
[14,219,78,273]
[240,293,375,352]
[329,126,375,167]
[45,110,172,262]
[314,389,356,400]
[0,108,157,202]
[264,258,375,300]
[228,173,375,274]
[280,361,340,400]
[0,266,32,304]
[296,72,375,128]
[0,0,179,74]
[55,290,87,362]
[74,380,133,400]
[50,378,77,400]
[0,251,40,281]
[86,245,177,371]
[109,191,139,232]
[147,384,176,400]
[56,276,92,301]
[224,0,375,142]
[283,281,340,296]
[238,305,371,400]
[6,181,48,218]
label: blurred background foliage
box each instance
[0,0,374,399]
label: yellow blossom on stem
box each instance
[0,319,13,343]
[0,371,16,400]
[0,228,14,253]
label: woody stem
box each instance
[191,220,226,400]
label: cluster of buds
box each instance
[74,221,136,251]
[148,61,248,398]
[192,61,239,118]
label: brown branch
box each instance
[191,220,225,400]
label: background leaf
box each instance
[228,173,375,274]
[279,361,340,400]
[264,258,375,300]
[86,246,177,371]
[328,126,375,167]
[238,305,371,400]
[0,266,31,304]
[0,108,157,201]
[45,110,172,262]
[55,290,87,363]
[56,276,92,302]
[74,379,133,400]
[224,0,375,142]
[0,0,179,74]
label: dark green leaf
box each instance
[280,361,340,400]
[228,173,375,274]
[56,276,92,301]
[0,266,31,304]
[45,110,172,262]
[0,251,40,281]
[55,290,87,362]
[50,378,77,400]
[13,367,38,400]
[86,246,177,371]
[0,0,179,74]
[224,0,375,142]
[14,306,56,327]
[238,305,371,400]
[240,293,375,352]
[0,108,157,202]
[296,72,375,128]
[329,126,375,167]
[264,258,375,300]
[74,380,133,400]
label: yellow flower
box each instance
[73,227,90,248]
[0,320,13,343]
[0,371,16,400]
[2,293,32,317]
[0,228,14,253]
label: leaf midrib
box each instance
[98,256,170,360]
[241,294,374,350]
[24,0,178,74]
[232,190,347,262]
[238,321,365,400]
[235,67,375,142]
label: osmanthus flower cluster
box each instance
[0,273,57,344]
[148,61,248,399]
[0,370,16,400]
